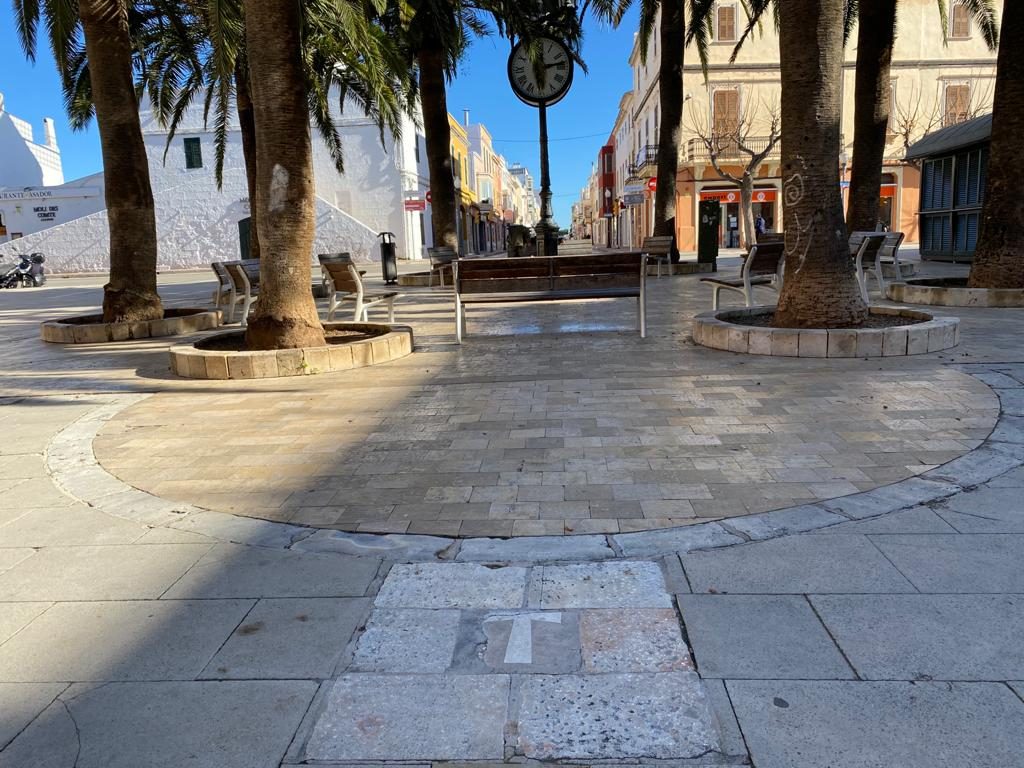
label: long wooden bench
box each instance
[452,253,648,343]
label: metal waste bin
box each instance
[378,232,398,284]
[698,200,721,271]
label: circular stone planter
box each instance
[886,277,1024,307]
[41,308,221,344]
[169,322,414,379]
[397,271,435,287]
[693,306,959,358]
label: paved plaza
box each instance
[3,254,1024,766]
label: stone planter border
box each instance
[693,306,959,358]
[169,322,414,379]
[887,278,1024,308]
[41,308,221,344]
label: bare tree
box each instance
[685,92,781,250]
[892,76,996,164]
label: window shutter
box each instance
[713,89,740,138]
[184,138,203,169]
[718,5,736,41]
[951,2,970,38]
[944,84,970,126]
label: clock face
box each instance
[507,38,574,106]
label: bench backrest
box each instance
[849,231,887,263]
[224,261,256,294]
[641,236,674,256]
[880,231,905,262]
[318,252,352,266]
[211,261,232,289]
[756,232,785,244]
[745,241,786,276]
[429,247,457,269]
[456,253,645,295]
[322,260,362,295]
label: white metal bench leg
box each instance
[455,296,463,343]
[240,295,256,327]
[386,297,396,323]
[712,285,721,311]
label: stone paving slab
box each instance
[0,682,65,750]
[375,563,528,609]
[515,672,720,760]
[727,680,1024,767]
[305,674,509,761]
[0,680,317,768]
[869,534,1024,593]
[579,608,692,673]
[0,544,212,601]
[0,602,50,645]
[811,506,957,534]
[530,561,672,608]
[350,608,461,673]
[0,505,149,546]
[812,594,1024,681]
[679,595,853,680]
[161,543,379,599]
[934,486,1024,532]
[202,597,371,679]
[458,610,583,674]
[0,600,253,682]
[682,534,917,594]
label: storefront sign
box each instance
[404,199,426,212]
[623,193,645,206]
[623,181,646,195]
[33,205,59,221]
[699,188,778,204]
[0,186,101,201]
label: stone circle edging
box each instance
[168,322,414,379]
[44,379,1024,564]
[692,305,959,357]
[887,279,1024,308]
[41,308,221,344]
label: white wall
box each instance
[0,95,64,189]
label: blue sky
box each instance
[0,9,638,227]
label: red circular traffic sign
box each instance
[647,177,657,192]
[425,190,432,203]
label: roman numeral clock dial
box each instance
[507,37,574,107]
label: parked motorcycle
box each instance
[0,253,46,289]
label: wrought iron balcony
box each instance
[684,136,782,163]
[630,145,659,176]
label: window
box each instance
[943,83,971,126]
[717,3,737,42]
[183,137,203,169]
[713,88,740,138]
[414,137,421,164]
[950,1,970,39]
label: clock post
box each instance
[536,101,557,257]
[507,36,574,258]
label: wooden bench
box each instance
[428,246,457,287]
[700,241,786,309]
[223,259,260,326]
[453,252,648,343]
[641,236,674,277]
[321,259,399,322]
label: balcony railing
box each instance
[630,144,659,176]
[685,136,782,163]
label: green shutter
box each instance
[184,138,203,169]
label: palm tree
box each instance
[137,0,411,262]
[585,0,714,245]
[240,0,323,349]
[389,0,579,256]
[14,0,164,323]
[846,0,998,234]
[968,0,1023,288]
[773,0,866,328]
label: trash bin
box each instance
[698,201,721,271]
[378,232,398,284]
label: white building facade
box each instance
[0,94,433,272]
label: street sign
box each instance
[425,190,432,203]
[647,177,657,192]
[624,181,645,195]
[623,193,645,206]
[404,199,426,212]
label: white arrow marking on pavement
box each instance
[484,612,562,665]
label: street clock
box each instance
[507,37,574,107]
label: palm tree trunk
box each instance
[968,0,1024,289]
[774,0,867,328]
[242,0,325,349]
[846,0,897,234]
[418,43,459,253]
[235,58,260,261]
[652,0,685,245]
[78,0,163,323]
